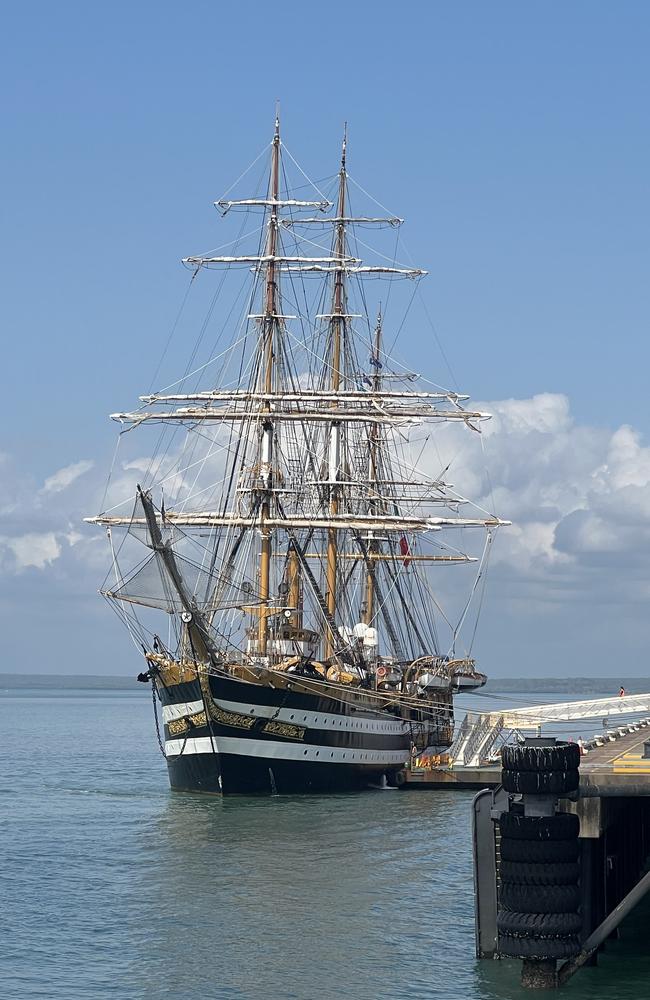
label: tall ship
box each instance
[87,117,507,794]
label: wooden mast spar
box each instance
[363,309,383,627]
[258,114,281,654]
[324,128,348,660]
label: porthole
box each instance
[303,749,308,755]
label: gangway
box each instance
[451,693,650,768]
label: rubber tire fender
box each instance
[498,933,581,959]
[501,768,580,795]
[502,742,580,773]
[500,837,579,863]
[500,883,580,914]
[498,811,580,841]
[497,909,582,937]
[500,860,580,886]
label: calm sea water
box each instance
[2,687,649,1000]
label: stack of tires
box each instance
[497,741,581,960]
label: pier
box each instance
[402,692,650,789]
[405,719,650,789]
[461,693,650,989]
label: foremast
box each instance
[324,128,348,659]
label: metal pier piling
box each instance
[472,720,650,989]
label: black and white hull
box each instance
[157,672,440,795]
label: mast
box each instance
[363,308,383,626]
[324,127,347,659]
[287,545,302,627]
[258,113,281,654]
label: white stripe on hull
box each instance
[218,698,410,735]
[162,697,410,736]
[165,736,409,766]
[163,700,204,722]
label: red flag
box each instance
[399,535,411,567]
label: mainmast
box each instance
[258,114,281,653]
[363,308,383,626]
[324,127,348,659]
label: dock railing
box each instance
[450,693,650,768]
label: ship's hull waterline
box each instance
[157,671,448,795]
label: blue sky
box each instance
[2,2,650,676]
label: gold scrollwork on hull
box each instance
[211,705,256,730]
[196,665,304,737]
[147,652,198,686]
[262,720,306,741]
[166,711,208,735]
[167,717,189,736]
[198,666,255,730]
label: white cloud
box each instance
[2,531,62,570]
[423,393,650,600]
[1,395,650,674]
[42,459,94,494]
[3,392,650,607]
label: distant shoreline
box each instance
[0,673,143,691]
[0,673,648,694]
[483,677,650,695]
